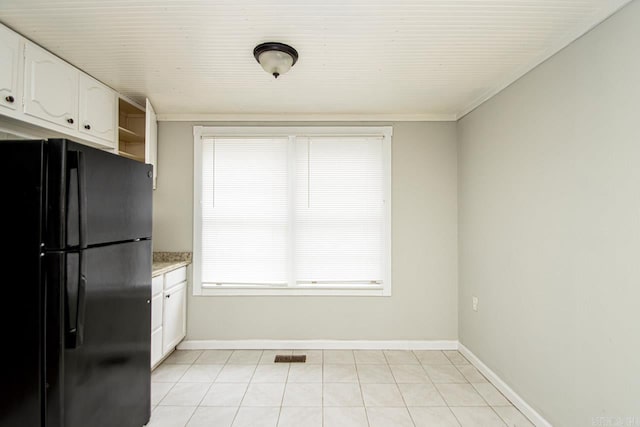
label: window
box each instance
[193,126,392,296]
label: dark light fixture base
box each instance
[253,42,299,66]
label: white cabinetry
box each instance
[163,283,187,354]
[79,74,117,143]
[0,25,21,112]
[151,266,187,368]
[24,42,79,130]
[0,23,121,151]
[151,275,164,367]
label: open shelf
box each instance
[114,96,157,189]
[118,126,144,144]
[118,97,146,163]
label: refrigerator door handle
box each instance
[67,151,88,249]
[76,273,87,347]
[76,151,88,250]
[66,252,87,349]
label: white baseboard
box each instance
[458,343,552,427]
[177,339,459,351]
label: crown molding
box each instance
[156,113,457,122]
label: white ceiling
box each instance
[0,0,632,120]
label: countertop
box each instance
[152,252,192,277]
[152,260,191,277]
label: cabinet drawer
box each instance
[151,327,163,368]
[164,266,186,290]
[151,292,163,331]
[152,275,164,296]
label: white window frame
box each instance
[193,126,392,296]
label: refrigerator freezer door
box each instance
[46,139,153,249]
[58,240,151,427]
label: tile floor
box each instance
[148,349,534,427]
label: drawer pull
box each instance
[5,95,15,103]
[84,124,91,130]
[67,118,74,124]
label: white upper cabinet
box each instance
[0,25,21,111]
[145,98,158,189]
[1,23,123,151]
[24,41,79,130]
[79,74,116,144]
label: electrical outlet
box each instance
[472,296,479,312]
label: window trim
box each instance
[193,126,392,297]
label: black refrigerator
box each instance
[0,139,153,427]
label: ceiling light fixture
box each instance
[253,42,299,79]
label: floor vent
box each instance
[274,355,306,363]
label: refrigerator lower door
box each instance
[57,240,151,427]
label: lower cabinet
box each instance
[151,266,188,368]
[151,327,163,367]
[150,288,164,366]
[163,283,187,354]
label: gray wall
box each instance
[153,121,459,340]
[457,1,640,425]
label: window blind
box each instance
[201,137,289,286]
[198,133,388,290]
[294,137,385,284]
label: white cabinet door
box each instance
[151,292,163,332]
[151,280,164,367]
[152,275,164,297]
[162,282,186,354]
[0,25,21,111]
[78,74,116,147]
[151,327,163,368]
[145,98,158,189]
[24,42,78,129]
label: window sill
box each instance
[194,284,391,297]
